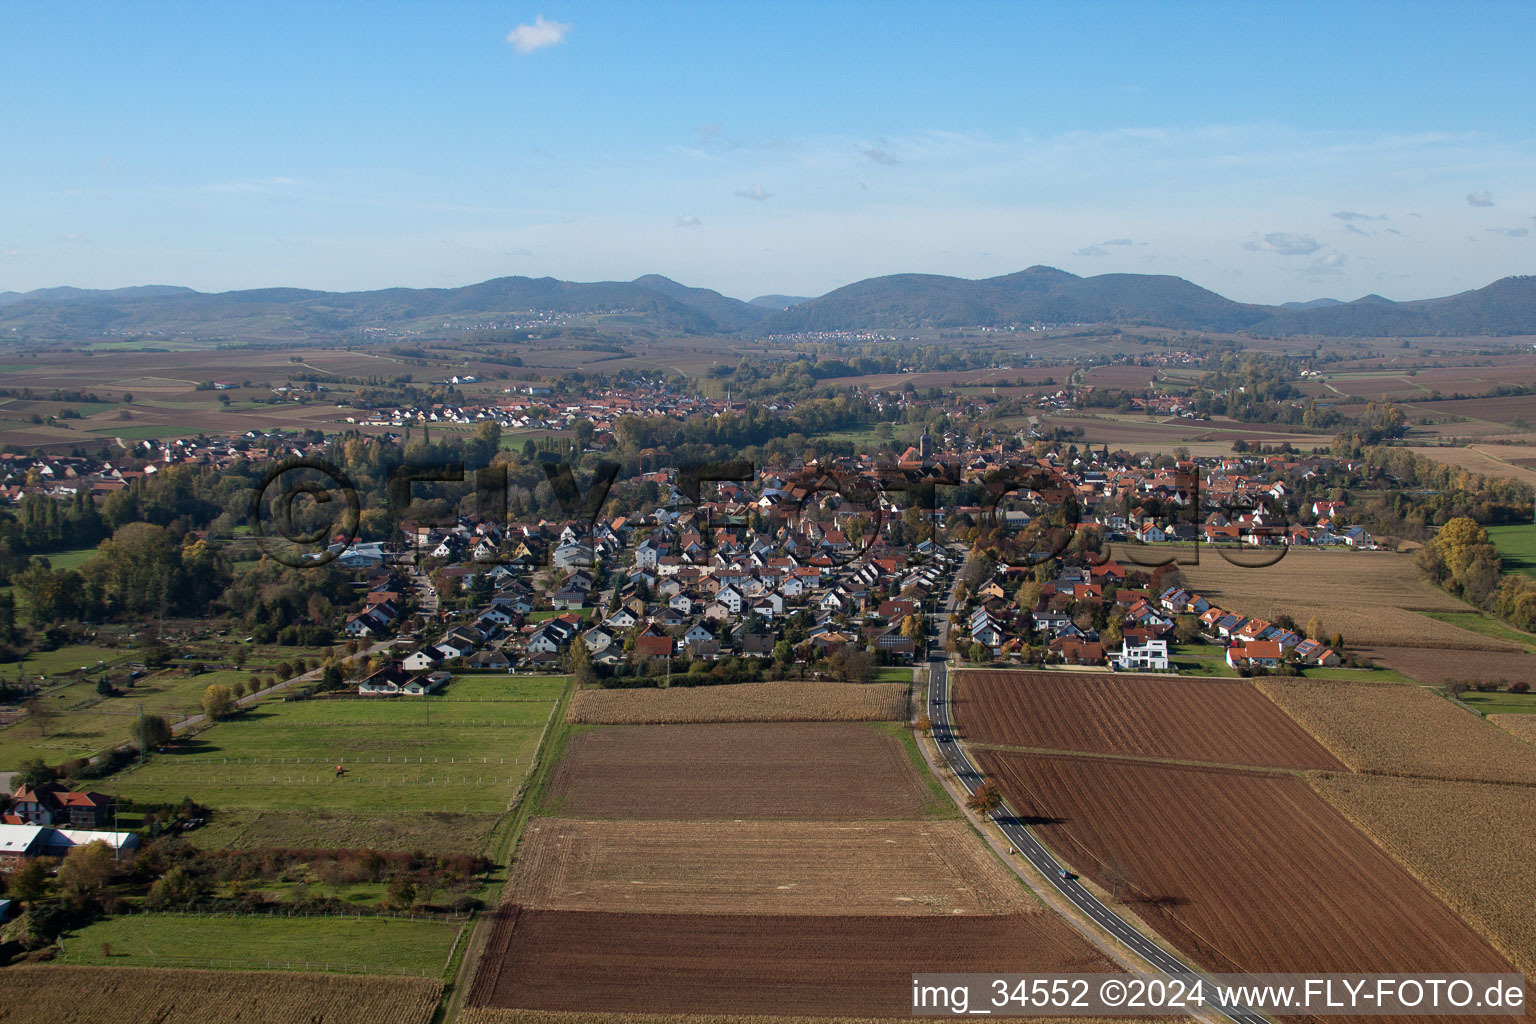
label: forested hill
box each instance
[3,270,1535,340]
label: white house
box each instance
[1115,638,1170,671]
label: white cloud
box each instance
[1100,238,1135,246]
[734,184,772,201]
[1344,223,1371,236]
[1486,227,1529,238]
[1073,245,1108,258]
[1331,210,1387,221]
[506,15,570,54]
[675,214,701,228]
[1467,191,1494,207]
[860,146,899,166]
[1244,232,1321,256]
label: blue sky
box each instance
[3,1,1534,304]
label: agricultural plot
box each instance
[1360,645,1536,685]
[456,1014,1183,1024]
[1407,445,1536,490]
[1179,549,1511,650]
[510,819,1033,916]
[0,966,442,1024]
[1312,773,1536,973]
[973,751,1516,986]
[566,681,908,725]
[57,914,462,976]
[96,694,557,832]
[544,722,940,820]
[188,809,504,856]
[1488,523,1536,578]
[467,908,1116,1017]
[1254,679,1536,784]
[952,670,1342,770]
[1494,715,1536,743]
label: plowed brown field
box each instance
[972,751,1516,996]
[0,966,441,1024]
[1358,646,1536,686]
[953,670,1342,770]
[467,908,1116,1017]
[510,818,1034,916]
[544,723,936,819]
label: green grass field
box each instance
[1487,523,1536,578]
[187,808,504,855]
[27,545,101,573]
[95,688,559,814]
[872,666,916,684]
[438,674,566,701]
[0,666,242,769]
[1419,610,1536,652]
[58,914,461,976]
[86,423,204,440]
[13,644,125,678]
[1458,689,1536,715]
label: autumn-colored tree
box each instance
[967,782,1004,817]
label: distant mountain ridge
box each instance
[2,270,1534,339]
[748,294,812,309]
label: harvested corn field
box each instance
[953,670,1342,770]
[1312,772,1536,972]
[0,966,441,1024]
[1493,714,1536,744]
[1255,678,1536,784]
[510,818,1034,916]
[567,682,908,724]
[544,723,939,819]
[1179,549,1513,650]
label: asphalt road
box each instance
[928,561,1265,1024]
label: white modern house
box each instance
[1115,638,1170,671]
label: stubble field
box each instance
[566,681,909,724]
[509,818,1034,916]
[466,908,1116,1017]
[972,751,1516,991]
[953,670,1343,770]
[544,722,939,819]
[1253,679,1536,784]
